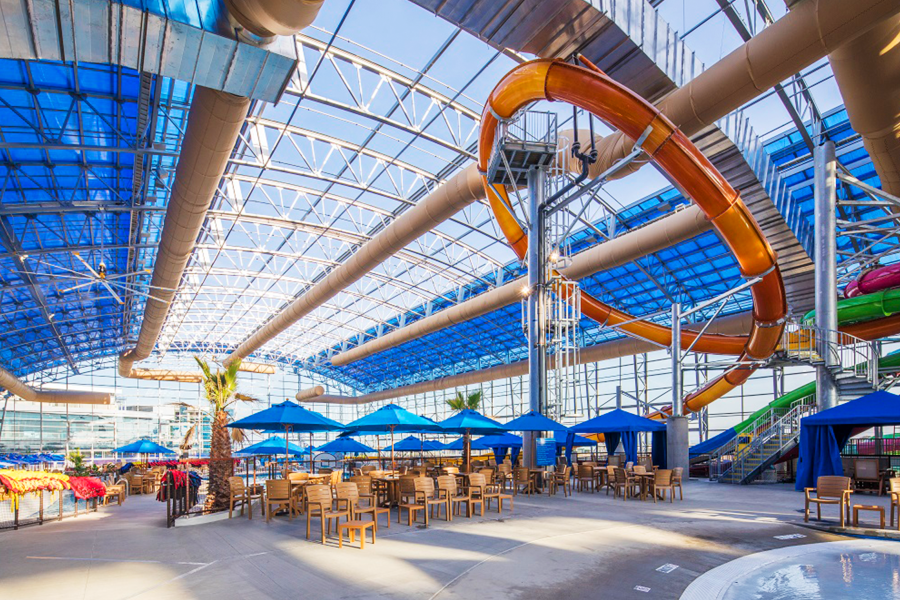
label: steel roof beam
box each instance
[0,216,78,372]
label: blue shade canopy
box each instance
[438,409,506,435]
[476,432,524,448]
[344,404,442,433]
[504,410,568,432]
[234,437,306,456]
[801,391,900,426]
[385,435,434,452]
[113,440,175,454]
[227,400,344,432]
[552,431,597,447]
[571,409,665,433]
[423,440,446,451]
[316,438,375,454]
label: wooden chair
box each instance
[853,458,880,493]
[613,468,639,501]
[228,476,258,519]
[476,472,513,513]
[350,475,378,507]
[632,465,647,475]
[399,477,430,526]
[604,466,616,496]
[328,471,342,487]
[335,482,390,531]
[103,480,126,506]
[436,475,469,519]
[477,468,495,484]
[459,474,485,517]
[441,466,459,476]
[551,466,572,497]
[127,474,143,495]
[265,480,300,522]
[360,465,377,475]
[889,478,900,530]
[306,484,349,543]
[396,476,418,520]
[418,477,448,521]
[496,463,514,492]
[804,475,852,527]
[514,467,535,495]
[576,465,594,493]
[648,469,675,503]
[672,467,684,500]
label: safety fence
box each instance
[0,489,99,531]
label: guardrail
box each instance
[780,322,877,386]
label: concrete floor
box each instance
[0,481,889,600]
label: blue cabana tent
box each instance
[795,391,900,490]
[571,409,666,465]
[476,432,524,466]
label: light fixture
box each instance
[520,284,530,297]
[549,250,560,263]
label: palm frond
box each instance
[233,393,259,403]
[230,427,246,445]
[180,423,197,451]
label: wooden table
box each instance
[529,469,548,494]
[338,519,376,549]
[373,476,400,507]
[853,504,885,529]
[633,472,655,501]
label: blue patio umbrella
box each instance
[114,440,175,455]
[438,410,505,471]
[504,410,568,432]
[386,435,431,452]
[423,440,446,452]
[228,400,344,473]
[234,437,306,456]
[316,437,375,455]
[345,404,442,470]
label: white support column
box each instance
[814,141,839,411]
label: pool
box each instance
[681,539,900,600]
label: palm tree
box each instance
[446,390,482,471]
[194,357,257,511]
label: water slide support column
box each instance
[815,141,839,411]
[668,302,689,473]
[524,165,548,469]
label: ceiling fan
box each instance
[14,253,172,305]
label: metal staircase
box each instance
[711,322,890,485]
[779,322,880,401]
[710,394,817,484]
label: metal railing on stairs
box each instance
[780,322,878,387]
[711,394,817,483]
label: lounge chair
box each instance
[804,475,852,527]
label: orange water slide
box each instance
[477,58,788,415]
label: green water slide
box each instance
[803,289,900,325]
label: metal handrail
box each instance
[712,393,816,482]
[781,322,877,386]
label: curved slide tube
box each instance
[477,58,787,416]
[844,265,900,298]
[805,288,900,326]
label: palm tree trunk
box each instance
[205,409,233,511]
[463,432,471,473]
